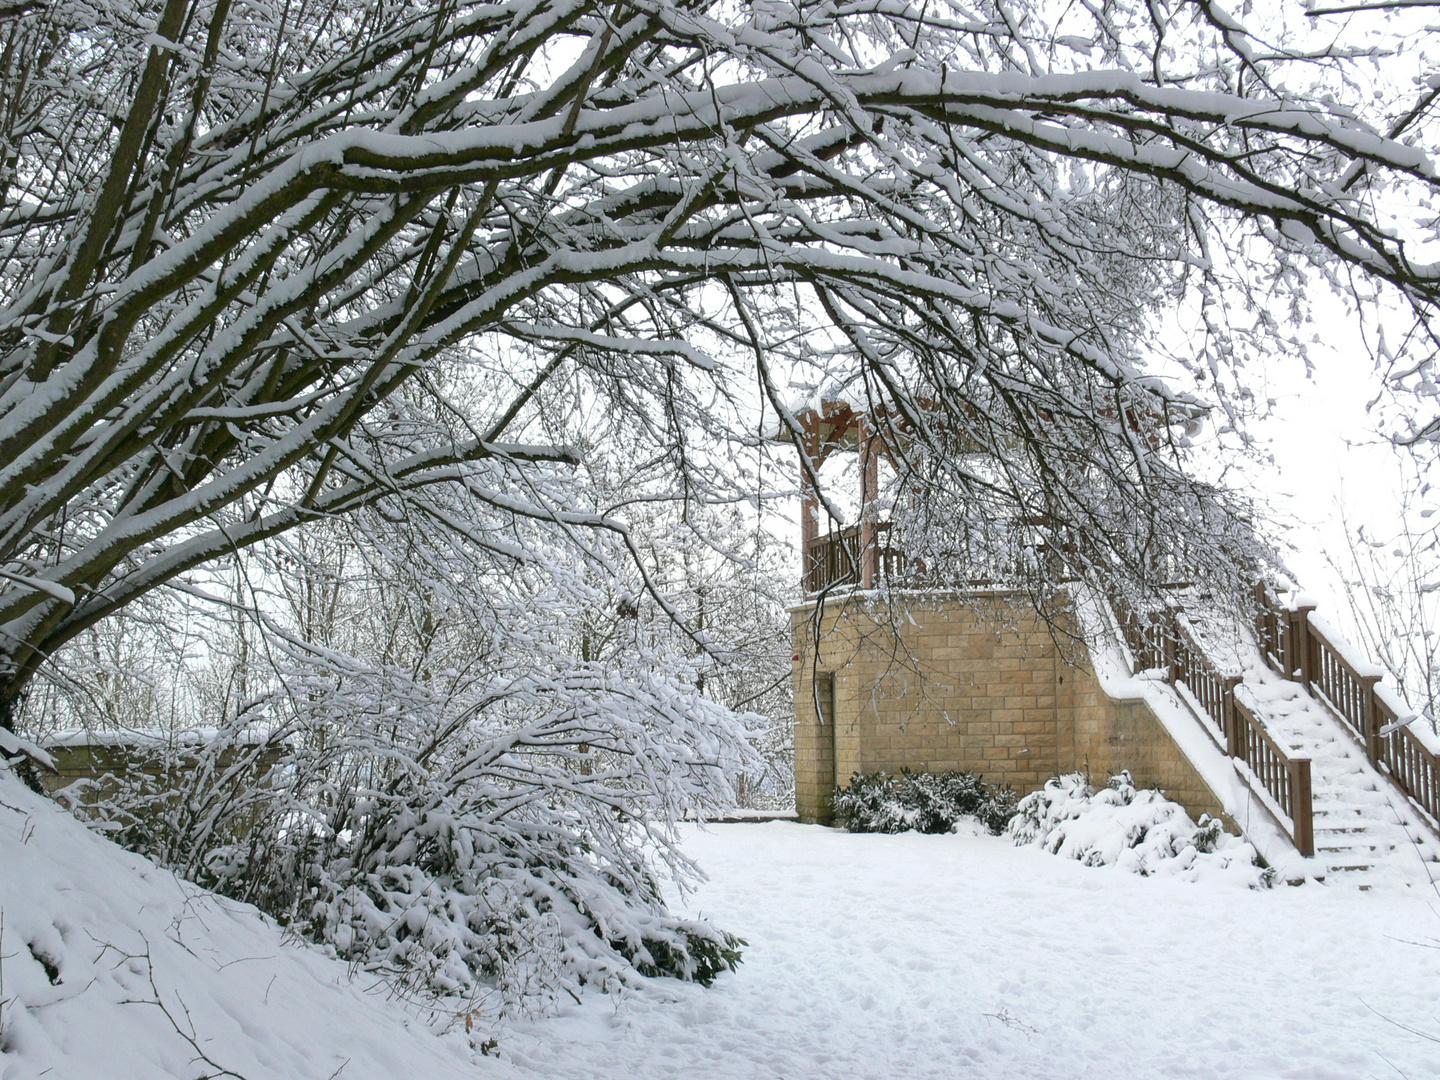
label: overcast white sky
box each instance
[1249,344,1397,596]
[1193,294,1423,622]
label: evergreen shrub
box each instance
[1007,771,1269,886]
[831,769,1017,835]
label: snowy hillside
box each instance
[0,770,519,1080]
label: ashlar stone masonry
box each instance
[792,590,1227,825]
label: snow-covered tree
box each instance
[31,489,761,1014]
[1327,451,1440,726]
[3,0,1440,725]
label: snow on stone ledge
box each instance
[40,726,279,748]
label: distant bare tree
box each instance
[1330,452,1440,727]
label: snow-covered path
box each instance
[499,822,1440,1080]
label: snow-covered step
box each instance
[1186,609,1440,887]
[1247,674,1439,884]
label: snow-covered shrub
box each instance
[28,493,762,1018]
[47,653,751,1017]
[247,797,745,1010]
[831,769,1016,835]
[1009,772,1268,886]
[190,642,752,1017]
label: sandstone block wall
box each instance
[1063,676,1226,826]
[792,591,1225,825]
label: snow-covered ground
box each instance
[0,771,519,1080]
[499,822,1440,1080]
[6,765,1440,1080]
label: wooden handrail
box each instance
[1111,593,1169,672]
[1373,693,1440,823]
[1254,585,1440,831]
[1113,597,1316,856]
[1170,614,1240,749]
[1234,696,1314,856]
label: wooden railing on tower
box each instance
[804,524,895,593]
[803,522,1069,594]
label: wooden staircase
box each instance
[1113,589,1440,886]
[1236,654,1439,884]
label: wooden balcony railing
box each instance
[1255,586,1440,827]
[803,523,1068,595]
[804,527,863,593]
[804,525,900,593]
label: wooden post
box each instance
[1290,603,1317,685]
[1164,608,1180,685]
[801,488,818,592]
[858,415,878,589]
[797,415,826,593]
[1290,758,1314,857]
[1223,676,1244,759]
[1253,582,1279,673]
[1361,674,1383,765]
[1252,582,1267,639]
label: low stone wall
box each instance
[792,591,1225,825]
[38,738,285,842]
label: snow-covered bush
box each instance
[1009,772,1268,886]
[29,492,762,1018]
[206,638,752,1015]
[47,650,751,1017]
[831,769,1016,835]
